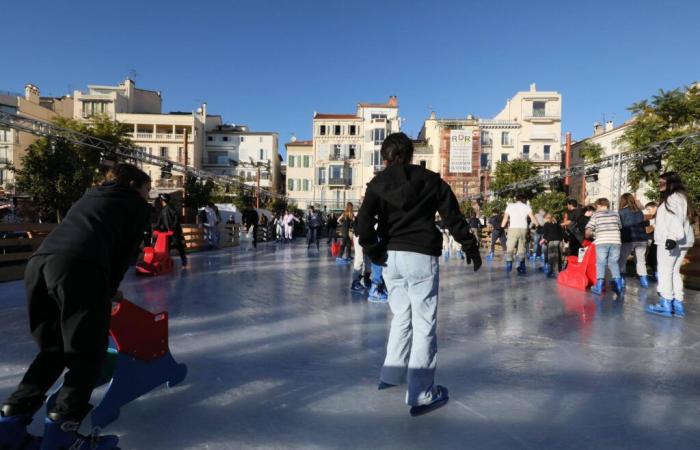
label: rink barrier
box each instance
[0,223,56,282]
[681,240,700,290]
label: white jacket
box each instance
[654,193,695,248]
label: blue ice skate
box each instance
[639,275,649,288]
[336,257,350,265]
[672,300,685,318]
[0,410,40,450]
[505,261,513,272]
[41,416,118,450]
[646,297,672,317]
[486,252,494,260]
[368,285,388,303]
[516,261,527,275]
[590,279,605,295]
[350,280,365,293]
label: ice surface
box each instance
[1,243,700,449]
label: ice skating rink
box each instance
[2,243,700,449]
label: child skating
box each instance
[356,133,481,416]
[586,198,623,295]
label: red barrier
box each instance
[136,230,174,275]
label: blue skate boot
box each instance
[350,280,365,293]
[443,250,450,263]
[590,279,605,295]
[516,260,527,275]
[0,406,41,450]
[486,252,494,260]
[646,297,673,317]
[336,256,350,265]
[41,414,119,450]
[505,261,513,273]
[639,275,649,288]
[368,284,388,303]
[612,278,624,294]
[672,300,685,318]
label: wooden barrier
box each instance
[681,240,700,291]
[0,223,56,283]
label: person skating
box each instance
[356,132,481,417]
[585,198,623,295]
[242,204,259,250]
[156,193,188,268]
[306,206,322,251]
[501,193,539,274]
[618,193,651,288]
[487,209,506,259]
[281,210,299,243]
[326,213,338,245]
[541,213,564,278]
[350,213,372,293]
[646,172,696,317]
[0,163,151,450]
[336,203,354,264]
[204,202,220,250]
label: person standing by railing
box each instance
[618,193,650,288]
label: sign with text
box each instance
[449,129,473,173]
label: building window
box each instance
[288,179,294,191]
[260,149,265,160]
[259,137,263,143]
[420,160,427,168]
[288,156,295,168]
[349,125,357,135]
[544,145,551,160]
[372,128,386,144]
[501,154,508,163]
[332,144,342,159]
[522,145,530,159]
[295,179,301,191]
[348,144,357,159]
[320,125,326,136]
[303,155,311,167]
[160,147,168,158]
[303,179,310,191]
[240,136,245,142]
[372,150,381,166]
[207,136,213,141]
[481,131,491,146]
[481,153,489,168]
[533,101,546,117]
[318,168,326,185]
[501,131,512,146]
[334,125,341,136]
[371,113,387,119]
[223,136,229,142]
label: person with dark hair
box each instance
[644,202,659,279]
[562,199,585,255]
[306,206,322,251]
[356,132,481,417]
[204,202,221,249]
[586,198,623,295]
[242,204,260,249]
[336,203,354,263]
[487,209,506,259]
[0,163,151,449]
[618,193,650,288]
[501,193,540,274]
[326,213,338,244]
[156,194,188,268]
[646,172,696,317]
[540,213,564,277]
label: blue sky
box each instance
[2,0,699,156]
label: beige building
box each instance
[73,78,161,120]
[285,139,314,208]
[0,84,74,191]
[569,121,651,208]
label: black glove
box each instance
[665,239,677,250]
[462,239,482,272]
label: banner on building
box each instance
[449,129,472,173]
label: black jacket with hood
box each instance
[356,164,476,260]
[33,182,150,295]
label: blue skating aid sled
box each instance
[48,299,187,429]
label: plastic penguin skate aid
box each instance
[136,230,174,275]
[557,243,597,291]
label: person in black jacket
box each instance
[0,163,150,449]
[356,133,481,417]
[155,194,187,268]
[541,213,564,277]
[242,204,259,249]
[326,213,338,244]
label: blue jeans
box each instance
[595,243,621,279]
[370,263,383,286]
[380,251,440,406]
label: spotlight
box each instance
[584,168,598,183]
[160,163,173,180]
[642,158,661,173]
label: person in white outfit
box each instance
[646,172,696,318]
[282,210,299,242]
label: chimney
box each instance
[604,120,614,132]
[388,95,398,107]
[24,84,40,104]
[530,83,537,92]
[429,111,436,120]
[593,122,603,136]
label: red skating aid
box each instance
[136,230,174,275]
[557,243,598,291]
[109,299,169,361]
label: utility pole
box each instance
[256,165,261,209]
[182,129,188,217]
[564,132,571,194]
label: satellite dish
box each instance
[290,135,297,142]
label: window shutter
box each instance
[364,151,372,166]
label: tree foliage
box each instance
[619,83,700,207]
[530,191,568,219]
[492,159,541,198]
[578,141,604,163]
[184,174,216,209]
[481,198,508,218]
[11,115,132,222]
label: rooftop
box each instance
[286,140,313,146]
[313,113,362,120]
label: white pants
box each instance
[657,247,688,301]
[353,235,365,272]
[619,241,648,276]
[284,224,294,240]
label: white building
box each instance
[285,139,314,208]
[73,78,161,120]
[204,124,280,191]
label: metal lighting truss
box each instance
[471,132,700,201]
[0,111,285,199]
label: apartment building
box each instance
[285,139,314,208]
[289,96,400,210]
[569,121,651,208]
[418,83,562,198]
[204,124,280,191]
[73,78,161,120]
[0,84,74,191]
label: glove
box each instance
[665,239,677,250]
[461,238,482,272]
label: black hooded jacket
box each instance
[33,183,150,294]
[356,164,476,260]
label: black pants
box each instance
[170,234,187,265]
[252,225,258,248]
[491,229,506,254]
[4,255,111,420]
[339,235,352,258]
[307,227,320,248]
[547,241,562,272]
[327,227,337,244]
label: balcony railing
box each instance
[529,132,559,141]
[132,132,193,142]
[329,153,347,161]
[0,157,9,165]
[519,152,561,162]
[328,177,351,186]
[481,138,493,147]
[374,165,385,173]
